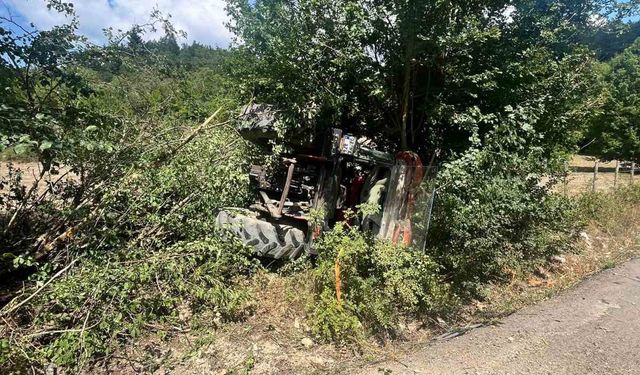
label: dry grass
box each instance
[474,188,640,321]
[563,155,637,195]
[92,272,363,374]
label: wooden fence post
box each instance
[563,160,569,196]
[592,160,599,192]
[614,160,620,188]
[632,162,636,184]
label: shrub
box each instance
[0,237,258,371]
[308,219,455,343]
[0,73,258,371]
[0,10,258,372]
[0,111,262,368]
[427,126,580,294]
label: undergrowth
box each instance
[426,129,581,297]
[471,183,640,321]
[308,218,456,344]
[1,92,259,373]
[0,125,261,372]
[3,2,639,372]
[0,237,258,372]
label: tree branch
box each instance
[0,257,80,317]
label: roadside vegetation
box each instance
[1,0,640,373]
[472,183,640,323]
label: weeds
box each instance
[0,25,260,371]
[472,184,640,321]
[308,219,455,344]
[0,237,259,372]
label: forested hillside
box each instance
[1,0,640,372]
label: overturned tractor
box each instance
[216,105,429,259]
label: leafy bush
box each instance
[308,219,455,343]
[0,237,258,371]
[427,114,580,294]
[0,13,259,371]
[0,118,259,372]
[0,71,261,368]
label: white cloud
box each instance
[3,0,232,47]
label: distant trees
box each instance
[586,39,640,162]
[589,21,640,60]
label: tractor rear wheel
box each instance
[215,210,306,260]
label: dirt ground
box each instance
[364,258,640,375]
[564,155,637,195]
[0,161,75,196]
[0,162,44,188]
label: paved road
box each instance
[365,258,640,375]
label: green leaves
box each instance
[39,140,53,151]
[13,143,32,156]
[1,8,255,371]
[12,255,35,269]
[227,0,617,156]
[428,136,579,294]
[586,39,640,161]
[309,219,454,342]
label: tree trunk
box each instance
[592,160,599,192]
[399,0,417,152]
[563,160,569,196]
[400,64,411,151]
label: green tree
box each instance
[588,20,640,60]
[225,0,636,292]
[127,25,146,54]
[226,0,635,158]
[587,38,640,161]
[0,4,91,161]
[0,1,245,268]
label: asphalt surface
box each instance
[365,258,640,375]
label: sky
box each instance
[0,0,233,47]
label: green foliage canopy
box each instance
[586,39,640,161]
[226,0,635,157]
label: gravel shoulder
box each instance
[364,258,640,375]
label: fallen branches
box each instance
[153,108,223,167]
[0,257,80,317]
